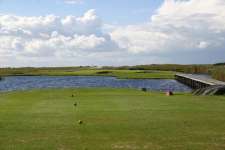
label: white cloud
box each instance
[0,9,117,61]
[64,0,83,4]
[198,41,209,49]
[111,0,225,55]
[0,10,101,37]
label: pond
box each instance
[0,76,191,92]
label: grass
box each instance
[1,64,225,81]
[0,68,175,79]
[53,70,175,79]
[0,88,225,150]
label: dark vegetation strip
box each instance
[0,66,91,76]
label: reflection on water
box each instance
[0,76,191,92]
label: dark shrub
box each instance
[141,88,147,92]
[96,71,112,74]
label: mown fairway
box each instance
[0,88,225,150]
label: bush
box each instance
[96,71,112,74]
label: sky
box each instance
[0,0,225,67]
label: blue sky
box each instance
[0,0,163,25]
[0,0,224,67]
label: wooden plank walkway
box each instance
[176,73,225,86]
[175,73,225,89]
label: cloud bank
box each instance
[0,0,225,66]
[111,0,225,54]
[0,9,118,66]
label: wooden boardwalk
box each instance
[175,73,225,89]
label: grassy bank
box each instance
[0,68,175,79]
[1,63,225,81]
[0,88,225,150]
[113,64,225,82]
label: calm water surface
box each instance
[0,76,191,92]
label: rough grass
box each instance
[0,88,225,150]
[0,68,175,79]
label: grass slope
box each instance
[0,88,225,150]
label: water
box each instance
[0,76,191,92]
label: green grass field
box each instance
[0,68,175,79]
[0,88,225,150]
